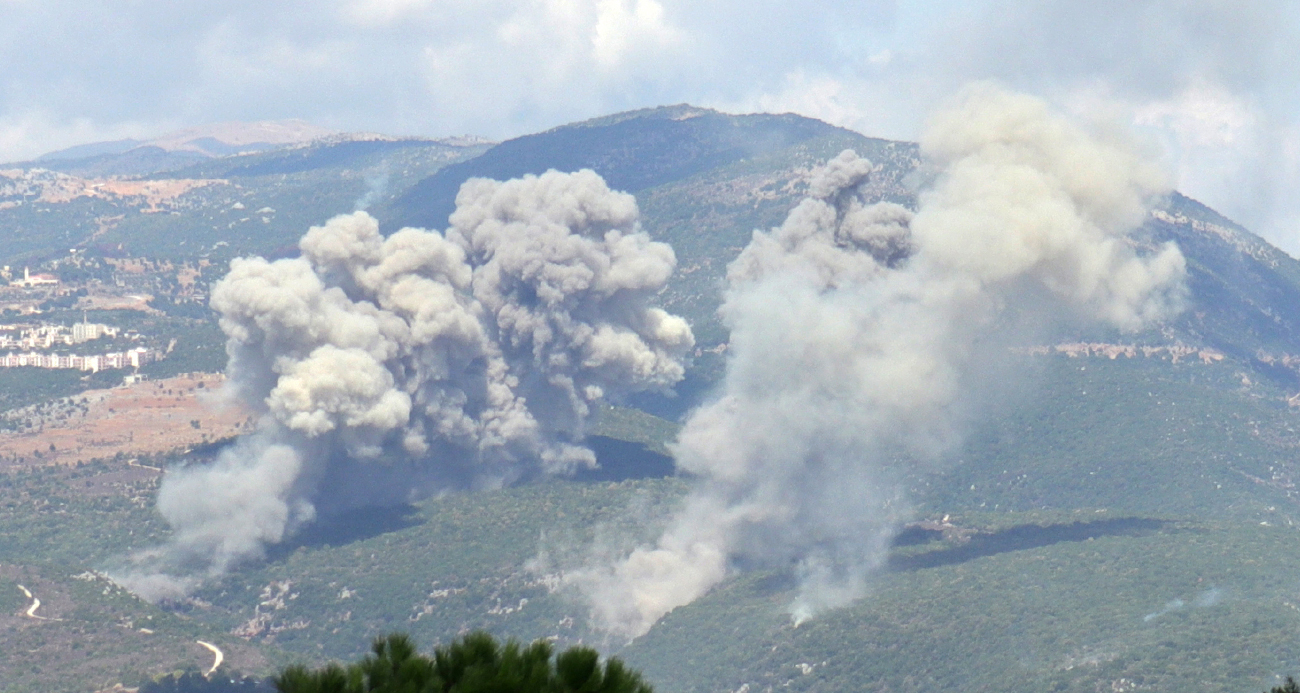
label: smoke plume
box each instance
[118,169,693,600]
[569,83,1187,639]
[353,168,389,211]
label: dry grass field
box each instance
[0,372,253,469]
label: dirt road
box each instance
[15,584,57,620]
[196,640,224,675]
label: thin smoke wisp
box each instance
[567,83,1188,640]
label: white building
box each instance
[0,346,155,372]
[71,318,117,343]
[9,267,58,288]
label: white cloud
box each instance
[1135,82,1257,148]
[0,0,1297,253]
[0,111,159,162]
[342,0,432,25]
[867,49,893,66]
[0,0,902,156]
[592,0,682,70]
[731,72,897,137]
[721,0,1300,253]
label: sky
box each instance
[2,0,1299,252]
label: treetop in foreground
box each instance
[274,632,653,693]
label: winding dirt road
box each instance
[196,640,223,676]
[15,584,57,620]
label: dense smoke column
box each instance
[571,83,1188,640]
[119,170,693,600]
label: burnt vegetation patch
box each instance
[888,517,1168,571]
[575,435,675,482]
[268,504,426,555]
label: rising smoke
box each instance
[117,169,694,600]
[353,168,389,211]
[568,83,1188,639]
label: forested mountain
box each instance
[5,106,1300,693]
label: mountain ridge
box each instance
[21,120,490,179]
[36,119,339,162]
[2,103,1300,692]
[381,105,871,231]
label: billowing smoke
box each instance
[117,169,694,600]
[568,83,1187,639]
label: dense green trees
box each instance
[140,670,271,692]
[274,632,653,693]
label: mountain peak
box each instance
[555,104,718,132]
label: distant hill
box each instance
[6,103,1300,399]
[34,145,211,178]
[379,104,1300,404]
[36,138,145,161]
[136,119,340,154]
[381,104,867,230]
[7,105,1300,692]
[0,135,491,265]
[7,104,1300,392]
[381,105,918,385]
[27,120,349,177]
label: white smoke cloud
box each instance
[1143,587,1223,622]
[116,169,693,600]
[353,169,390,210]
[568,83,1187,640]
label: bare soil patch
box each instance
[0,373,253,469]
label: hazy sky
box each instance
[3,0,1299,251]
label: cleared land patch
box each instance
[0,372,252,468]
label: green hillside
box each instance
[9,465,1300,692]
[381,105,866,231]
[383,106,1300,402]
[4,106,1300,691]
[5,352,1300,690]
[0,137,489,266]
[625,514,1300,693]
[0,561,276,693]
[931,353,1300,521]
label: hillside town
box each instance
[0,317,123,348]
[0,251,213,317]
[0,318,158,372]
[6,266,59,288]
[0,346,156,372]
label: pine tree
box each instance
[273,632,653,693]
